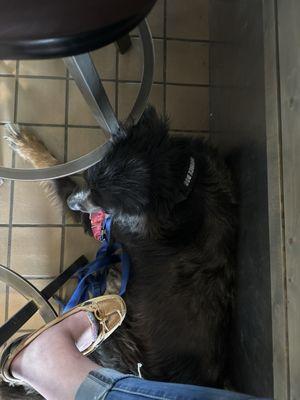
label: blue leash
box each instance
[63,216,130,313]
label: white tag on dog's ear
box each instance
[137,362,143,378]
[184,157,195,187]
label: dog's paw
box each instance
[4,124,28,153]
[4,124,45,161]
[3,123,24,151]
[4,123,37,154]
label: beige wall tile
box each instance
[11,227,61,276]
[0,180,11,224]
[13,181,63,225]
[17,78,66,124]
[0,125,13,167]
[119,38,163,82]
[68,81,115,126]
[0,61,16,75]
[0,227,9,265]
[0,77,15,122]
[19,60,66,77]
[167,41,209,84]
[166,85,209,131]
[166,0,209,40]
[14,126,65,168]
[8,280,59,330]
[118,83,164,121]
[68,127,107,161]
[91,44,116,80]
[64,227,99,268]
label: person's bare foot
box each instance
[10,311,100,400]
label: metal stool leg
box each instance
[115,34,132,54]
[64,54,121,136]
[0,256,88,347]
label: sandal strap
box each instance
[0,334,29,383]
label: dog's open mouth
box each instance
[90,210,107,241]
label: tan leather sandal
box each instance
[0,294,126,384]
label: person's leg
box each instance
[10,311,101,400]
[76,368,271,400]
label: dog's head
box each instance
[67,106,192,221]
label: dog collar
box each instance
[176,156,197,204]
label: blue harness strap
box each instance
[63,216,130,313]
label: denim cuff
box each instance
[75,367,132,400]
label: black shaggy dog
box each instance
[4,106,237,388]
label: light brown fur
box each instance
[4,124,67,211]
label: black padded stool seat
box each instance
[0,0,156,181]
[0,0,156,59]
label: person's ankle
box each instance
[10,311,99,379]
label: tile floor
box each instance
[0,0,210,331]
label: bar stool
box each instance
[0,257,88,347]
[0,0,156,181]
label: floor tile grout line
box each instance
[0,224,82,228]
[1,224,64,228]
[130,34,214,43]
[5,60,20,321]
[163,0,167,118]
[0,122,102,129]
[18,75,67,80]
[0,78,210,90]
[1,121,211,132]
[22,276,64,280]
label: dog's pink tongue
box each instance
[90,210,106,241]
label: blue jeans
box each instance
[75,368,270,400]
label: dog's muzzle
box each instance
[67,189,101,214]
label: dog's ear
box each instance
[111,126,127,143]
[117,105,168,145]
[132,105,169,140]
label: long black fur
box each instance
[1,106,236,392]
[79,106,237,387]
